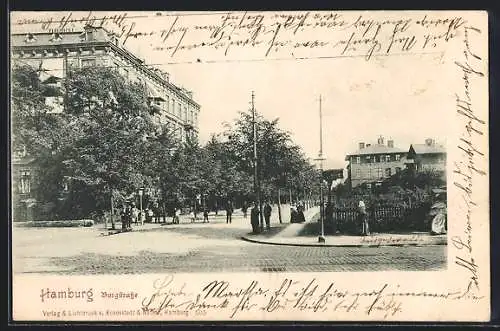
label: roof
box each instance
[411,144,446,154]
[10,28,112,47]
[345,144,406,159]
[42,75,62,84]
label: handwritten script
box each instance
[139,275,483,319]
[14,11,468,61]
[452,20,486,301]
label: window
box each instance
[62,177,70,192]
[376,167,383,179]
[184,106,188,121]
[355,169,361,178]
[15,146,27,158]
[171,99,175,114]
[385,155,391,162]
[356,156,361,164]
[19,170,31,194]
[365,156,371,163]
[81,58,96,67]
[50,33,63,42]
[165,96,169,112]
[385,168,392,177]
[177,102,182,118]
[24,33,36,43]
[86,31,94,41]
[395,154,401,161]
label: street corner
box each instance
[241,231,448,247]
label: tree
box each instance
[11,65,71,207]
[213,110,318,207]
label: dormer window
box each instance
[24,33,36,43]
[50,33,63,42]
[79,30,94,41]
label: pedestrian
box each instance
[297,204,306,223]
[250,202,260,234]
[225,200,233,224]
[190,209,196,223]
[264,201,272,230]
[120,205,127,230]
[147,208,154,223]
[172,207,181,224]
[140,209,145,226]
[290,205,298,223]
[203,207,209,223]
[131,204,139,225]
[242,201,248,219]
[159,204,166,223]
[125,204,132,230]
[358,200,369,236]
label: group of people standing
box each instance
[249,201,273,234]
[290,202,306,223]
[119,203,179,230]
[119,203,142,231]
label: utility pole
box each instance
[251,91,263,231]
[317,95,326,243]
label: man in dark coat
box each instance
[120,205,128,230]
[225,200,233,224]
[242,201,248,219]
[250,202,260,234]
[203,206,209,223]
[263,202,272,230]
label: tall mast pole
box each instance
[252,91,263,231]
[318,95,326,243]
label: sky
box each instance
[11,11,453,169]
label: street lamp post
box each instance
[251,91,264,232]
[316,95,326,244]
[138,187,144,226]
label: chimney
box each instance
[161,72,170,83]
[377,136,385,145]
[387,140,394,148]
[359,142,365,150]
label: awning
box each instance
[43,75,62,84]
[145,82,165,101]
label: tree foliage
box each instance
[12,65,319,219]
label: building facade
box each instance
[407,139,446,173]
[345,136,407,188]
[11,25,201,221]
[11,25,200,141]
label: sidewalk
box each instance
[242,232,447,247]
[241,206,447,247]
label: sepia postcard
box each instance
[10,10,489,322]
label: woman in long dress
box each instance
[430,202,447,234]
[429,192,447,234]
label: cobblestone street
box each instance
[12,214,447,275]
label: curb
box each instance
[241,236,447,248]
